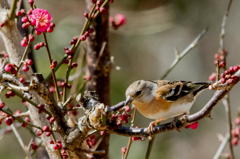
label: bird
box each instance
[125,80,210,132]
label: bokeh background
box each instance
[0,0,240,158]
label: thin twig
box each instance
[218,0,234,158]
[107,101,125,112]
[11,124,32,159]
[123,109,136,159]
[62,4,97,102]
[0,123,21,138]
[43,33,60,101]
[213,133,230,159]
[223,96,234,158]
[16,40,31,74]
[79,148,106,155]
[96,41,107,67]
[1,83,52,116]
[0,108,42,130]
[69,51,86,95]
[145,136,155,159]
[2,84,37,106]
[219,0,233,50]
[160,28,207,79]
[14,111,30,117]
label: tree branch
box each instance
[160,28,207,79]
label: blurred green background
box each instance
[0,0,240,158]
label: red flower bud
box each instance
[4,64,16,74]
[28,34,35,42]
[121,147,127,154]
[36,130,43,136]
[22,65,29,72]
[5,116,14,126]
[21,16,29,23]
[231,137,239,146]
[31,141,38,150]
[234,117,240,125]
[42,125,50,132]
[0,102,5,109]
[21,37,28,47]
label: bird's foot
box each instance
[147,119,163,134]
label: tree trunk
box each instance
[85,1,111,159]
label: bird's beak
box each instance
[125,96,133,105]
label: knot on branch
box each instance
[78,101,108,133]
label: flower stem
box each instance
[43,33,60,102]
[16,41,31,74]
[62,3,97,102]
[1,108,42,130]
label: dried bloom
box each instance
[86,135,97,148]
[28,9,53,32]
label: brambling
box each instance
[125,80,210,132]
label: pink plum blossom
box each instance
[28,8,53,32]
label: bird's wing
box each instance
[154,81,210,102]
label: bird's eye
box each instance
[135,90,142,96]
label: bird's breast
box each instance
[132,98,193,120]
[132,98,172,119]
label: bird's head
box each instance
[125,80,155,105]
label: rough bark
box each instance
[85,1,111,159]
[0,8,62,159]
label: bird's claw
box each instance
[147,121,157,134]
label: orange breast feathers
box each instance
[132,97,173,119]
